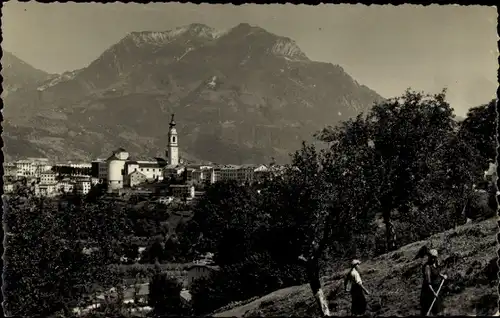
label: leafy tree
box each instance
[86,182,107,203]
[261,139,375,316]
[318,89,468,252]
[181,180,260,265]
[148,265,187,316]
[190,275,229,315]
[142,237,166,263]
[459,99,497,171]
[3,188,119,316]
[3,186,132,317]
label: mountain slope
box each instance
[1,51,51,98]
[3,23,383,164]
[214,217,498,317]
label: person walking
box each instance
[344,259,370,316]
[420,249,444,316]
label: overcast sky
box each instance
[2,2,497,116]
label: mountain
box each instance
[3,23,383,164]
[213,217,498,316]
[1,51,51,98]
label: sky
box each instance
[2,2,498,116]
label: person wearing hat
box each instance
[344,259,370,316]
[420,249,444,316]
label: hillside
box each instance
[1,50,52,98]
[214,217,498,317]
[3,23,383,164]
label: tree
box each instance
[459,99,497,172]
[181,180,260,265]
[319,89,465,252]
[3,188,115,316]
[3,186,130,317]
[148,265,186,316]
[265,138,375,316]
[86,182,107,203]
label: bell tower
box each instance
[166,114,179,166]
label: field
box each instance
[214,217,498,317]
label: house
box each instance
[128,170,147,187]
[163,165,185,180]
[485,163,497,181]
[4,163,17,178]
[158,196,174,205]
[125,159,167,182]
[180,289,192,304]
[170,184,195,200]
[186,263,220,286]
[75,179,92,195]
[3,183,15,194]
[59,180,75,194]
[40,183,58,197]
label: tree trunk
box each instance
[306,258,330,316]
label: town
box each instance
[4,115,284,204]
[3,115,288,315]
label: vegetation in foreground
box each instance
[181,91,497,316]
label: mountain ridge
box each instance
[1,50,52,98]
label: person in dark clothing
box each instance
[345,259,370,316]
[420,249,445,316]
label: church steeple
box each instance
[169,114,176,128]
[166,113,179,166]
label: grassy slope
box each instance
[214,217,498,317]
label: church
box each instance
[101,114,184,193]
[92,114,277,194]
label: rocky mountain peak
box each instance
[126,23,221,47]
[270,37,309,61]
[223,23,309,61]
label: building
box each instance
[163,165,185,180]
[485,163,497,182]
[166,114,179,166]
[170,184,195,200]
[219,164,240,181]
[124,159,167,182]
[254,164,271,182]
[75,179,92,195]
[190,166,216,185]
[186,263,220,287]
[4,183,15,194]
[35,183,58,197]
[59,180,75,194]
[40,171,57,184]
[158,196,174,205]
[4,163,17,178]
[128,170,147,187]
[53,162,91,176]
[106,148,130,193]
[14,158,51,178]
[90,177,100,186]
[91,159,108,180]
[105,114,181,193]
